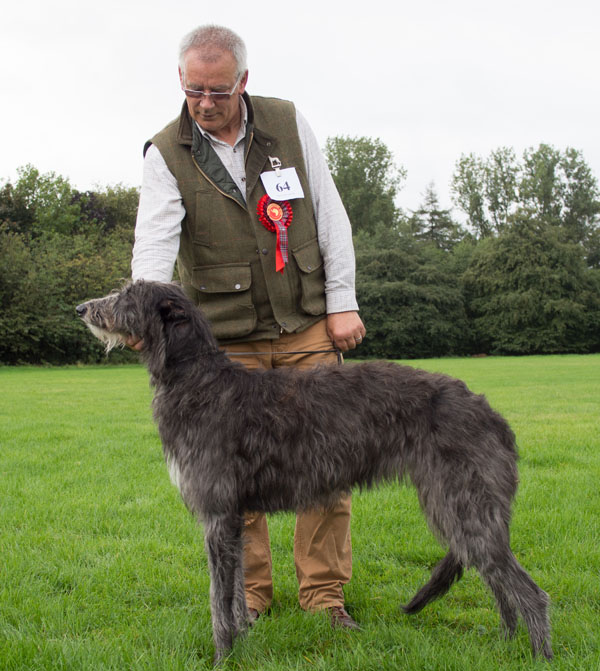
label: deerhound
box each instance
[76,280,552,663]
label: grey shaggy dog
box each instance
[76,280,553,664]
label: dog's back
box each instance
[159,357,518,524]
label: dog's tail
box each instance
[402,551,463,614]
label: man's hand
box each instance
[125,335,144,351]
[326,311,366,352]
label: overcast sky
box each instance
[2,0,599,214]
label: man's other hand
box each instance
[326,311,366,352]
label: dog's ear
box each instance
[156,295,196,368]
[158,297,189,324]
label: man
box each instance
[131,24,365,629]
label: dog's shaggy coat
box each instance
[76,281,552,663]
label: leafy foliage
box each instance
[1,164,82,236]
[463,215,600,354]
[324,136,406,234]
[451,144,600,266]
[329,138,599,358]
[0,167,138,364]
[2,138,600,363]
[405,183,465,251]
[348,227,472,359]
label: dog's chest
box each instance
[166,454,183,493]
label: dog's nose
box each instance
[75,304,87,317]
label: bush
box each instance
[0,226,136,364]
[350,237,471,359]
[463,216,600,354]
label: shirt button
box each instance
[234,283,241,290]
[262,248,268,255]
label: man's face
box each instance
[179,48,247,140]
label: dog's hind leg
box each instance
[402,551,464,614]
[476,548,553,660]
[204,514,245,664]
[482,568,519,639]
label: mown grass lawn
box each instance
[1,356,598,670]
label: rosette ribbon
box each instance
[256,195,293,273]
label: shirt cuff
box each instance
[326,290,360,314]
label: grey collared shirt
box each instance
[132,100,358,314]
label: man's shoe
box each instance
[328,606,361,630]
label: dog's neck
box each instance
[144,320,229,385]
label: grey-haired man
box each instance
[132,24,365,629]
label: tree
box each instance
[3,164,82,236]
[73,183,139,238]
[520,144,563,224]
[450,153,490,237]
[350,226,471,359]
[406,182,464,251]
[452,147,520,236]
[0,181,34,233]
[559,147,600,250]
[0,224,136,364]
[451,144,600,265]
[484,147,519,232]
[324,136,406,234]
[462,213,600,354]
[0,166,139,364]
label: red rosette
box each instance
[257,195,293,273]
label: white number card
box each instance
[260,167,305,201]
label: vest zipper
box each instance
[244,129,254,163]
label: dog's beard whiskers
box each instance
[87,324,125,352]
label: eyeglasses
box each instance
[181,73,243,102]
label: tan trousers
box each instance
[223,319,353,613]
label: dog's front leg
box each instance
[232,550,249,638]
[204,513,244,664]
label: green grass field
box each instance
[1,356,598,670]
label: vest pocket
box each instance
[292,238,326,316]
[191,263,257,339]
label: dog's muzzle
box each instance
[75,304,88,318]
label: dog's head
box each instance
[76,290,123,351]
[76,281,216,366]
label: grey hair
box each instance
[179,25,248,77]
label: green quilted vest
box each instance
[148,94,326,343]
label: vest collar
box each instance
[179,93,279,209]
